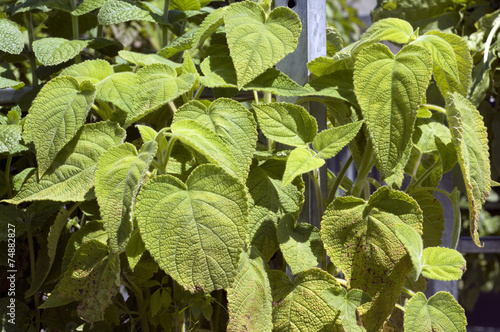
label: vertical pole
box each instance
[275,0,327,230]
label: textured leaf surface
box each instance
[277,214,324,275]
[224,1,301,88]
[313,121,363,159]
[0,125,22,154]
[244,68,311,96]
[446,92,490,246]
[9,121,125,204]
[404,292,466,332]
[305,70,357,105]
[95,141,157,252]
[132,64,196,123]
[0,19,24,54]
[96,71,138,123]
[98,0,154,24]
[246,160,304,261]
[321,187,422,330]
[199,55,238,88]
[354,44,432,180]
[421,247,466,281]
[72,0,106,15]
[323,288,371,332]
[118,50,181,67]
[272,268,343,331]
[171,119,241,180]
[59,59,113,84]
[33,38,90,66]
[227,248,272,332]
[174,98,257,179]
[191,7,226,49]
[253,103,317,148]
[282,148,325,187]
[135,164,248,292]
[24,77,96,177]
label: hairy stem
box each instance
[70,0,81,63]
[124,275,150,332]
[402,286,416,297]
[484,14,500,65]
[24,13,38,85]
[450,187,461,250]
[421,103,447,115]
[327,155,353,204]
[162,0,171,47]
[161,137,177,174]
[351,141,374,197]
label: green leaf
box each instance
[56,240,121,323]
[118,50,182,67]
[354,43,432,181]
[305,70,357,105]
[135,164,248,292]
[246,160,304,261]
[171,119,242,180]
[95,71,138,124]
[446,92,491,247]
[32,38,90,66]
[98,0,155,24]
[72,0,106,16]
[170,0,200,11]
[199,55,238,88]
[8,121,125,204]
[404,292,466,332]
[277,214,324,275]
[191,7,226,49]
[224,1,301,88]
[253,103,318,148]
[410,190,445,248]
[243,68,311,96]
[95,141,157,252]
[421,247,466,281]
[0,19,24,54]
[307,53,354,77]
[126,228,146,271]
[0,125,22,154]
[131,64,196,124]
[272,268,343,331]
[24,77,96,177]
[312,121,363,159]
[158,34,194,58]
[326,25,343,55]
[227,247,273,332]
[323,288,371,332]
[393,221,424,279]
[174,98,257,179]
[321,187,422,331]
[282,148,324,187]
[59,59,113,84]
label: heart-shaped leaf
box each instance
[421,247,466,280]
[60,59,113,84]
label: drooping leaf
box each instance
[8,121,125,204]
[24,77,96,177]
[135,164,248,292]
[0,125,22,154]
[95,141,157,253]
[32,38,90,66]
[272,268,343,331]
[126,228,146,271]
[277,214,324,275]
[59,59,113,84]
[282,148,325,187]
[404,292,466,332]
[446,92,490,247]
[174,98,257,179]
[354,43,432,181]
[0,19,24,54]
[227,247,273,332]
[393,221,424,279]
[410,190,445,248]
[421,247,466,281]
[224,1,301,88]
[98,0,155,25]
[171,119,242,180]
[253,103,317,148]
[313,121,363,159]
[321,187,423,331]
[323,288,371,332]
[246,160,304,261]
[326,25,343,55]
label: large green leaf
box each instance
[321,187,423,331]
[95,141,157,252]
[174,98,257,179]
[24,77,96,177]
[0,125,22,154]
[131,64,196,124]
[253,103,317,148]
[421,247,466,281]
[323,288,371,332]
[227,247,272,332]
[191,7,226,49]
[135,164,248,292]
[354,44,432,181]
[171,119,241,180]
[199,55,238,88]
[404,292,466,332]
[277,214,324,275]
[98,0,155,24]
[246,160,304,261]
[282,147,325,187]
[446,92,491,246]
[305,70,357,105]
[244,68,311,96]
[0,19,24,54]
[8,121,125,204]
[312,121,363,159]
[272,268,343,331]
[410,190,445,248]
[59,59,113,84]
[32,38,90,66]
[224,1,301,88]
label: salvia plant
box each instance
[0,0,496,330]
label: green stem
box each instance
[421,104,447,115]
[24,13,38,85]
[295,97,329,105]
[212,290,223,332]
[161,137,177,174]
[335,278,347,287]
[484,14,500,65]
[450,187,461,250]
[194,85,205,100]
[169,101,178,113]
[351,141,374,197]
[407,157,441,191]
[327,155,353,204]
[264,91,272,104]
[395,303,405,312]
[162,0,171,48]
[409,186,451,198]
[253,90,260,104]
[402,286,416,297]
[123,276,150,332]
[70,0,81,63]
[5,154,13,199]
[27,230,40,331]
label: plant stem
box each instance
[484,14,500,65]
[24,12,38,85]
[409,186,451,198]
[169,101,178,113]
[27,230,40,331]
[351,141,374,197]
[264,91,272,103]
[407,157,441,191]
[123,275,150,332]
[450,187,461,250]
[402,286,416,297]
[335,278,347,287]
[70,0,81,63]
[253,90,259,104]
[212,290,223,332]
[395,303,405,312]
[327,155,353,204]
[162,0,171,48]
[194,85,205,100]
[161,137,177,174]
[421,104,447,115]
[5,154,13,199]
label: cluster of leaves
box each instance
[0,0,495,330]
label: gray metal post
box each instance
[275,0,327,230]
